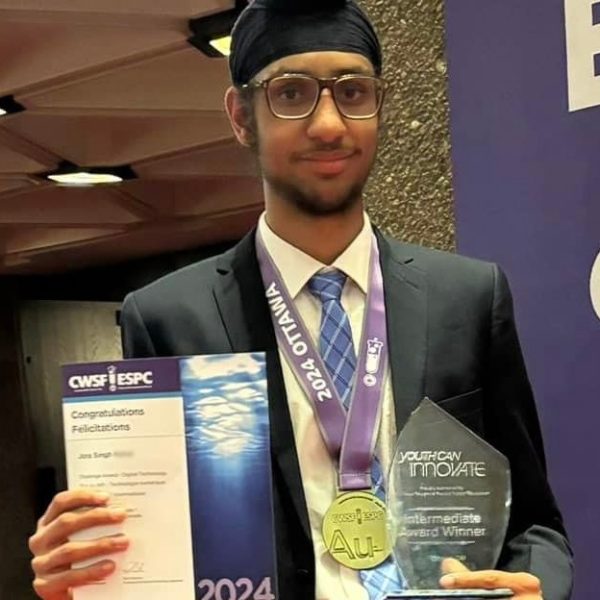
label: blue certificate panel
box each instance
[181,354,278,598]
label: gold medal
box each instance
[322,491,392,569]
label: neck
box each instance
[264,197,365,265]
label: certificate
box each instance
[62,353,278,600]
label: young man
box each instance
[29,1,573,599]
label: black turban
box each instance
[229,0,382,86]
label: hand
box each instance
[29,489,129,600]
[439,558,542,600]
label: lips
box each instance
[300,150,356,162]
[298,150,357,176]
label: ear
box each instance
[224,86,254,148]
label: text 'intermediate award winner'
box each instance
[385,399,513,599]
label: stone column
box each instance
[362,0,456,251]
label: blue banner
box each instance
[445,1,600,598]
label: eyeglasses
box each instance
[242,74,387,120]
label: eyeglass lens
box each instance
[267,76,381,119]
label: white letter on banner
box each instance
[565,0,600,112]
[591,251,600,321]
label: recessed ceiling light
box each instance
[188,2,245,58]
[0,95,25,117]
[44,163,136,186]
[48,172,124,185]
[209,35,232,58]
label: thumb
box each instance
[441,557,471,575]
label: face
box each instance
[235,51,381,217]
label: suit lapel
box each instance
[377,231,429,434]
[212,233,273,352]
[212,231,311,540]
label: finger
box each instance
[33,559,116,598]
[44,506,127,549]
[441,557,470,574]
[39,490,110,527]
[31,507,127,555]
[32,536,130,576]
[440,569,541,592]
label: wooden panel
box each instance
[19,301,122,489]
[0,0,232,18]
[4,111,232,166]
[24,48,230,112]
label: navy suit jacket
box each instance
[120,229,573,600]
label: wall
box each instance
[20,301,122,491]
[363,0,455,250]
[0,292,36,600]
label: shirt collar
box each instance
[257,212,373,299]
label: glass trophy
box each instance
[385,398,513,599]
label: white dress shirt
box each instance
[258,213,398,600]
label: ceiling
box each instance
[0,0,262,275]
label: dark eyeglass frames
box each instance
[241,74,387,120]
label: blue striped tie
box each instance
[308,270,406,599]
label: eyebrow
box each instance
[267,66,375,78]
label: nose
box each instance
[306,89,348,143]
